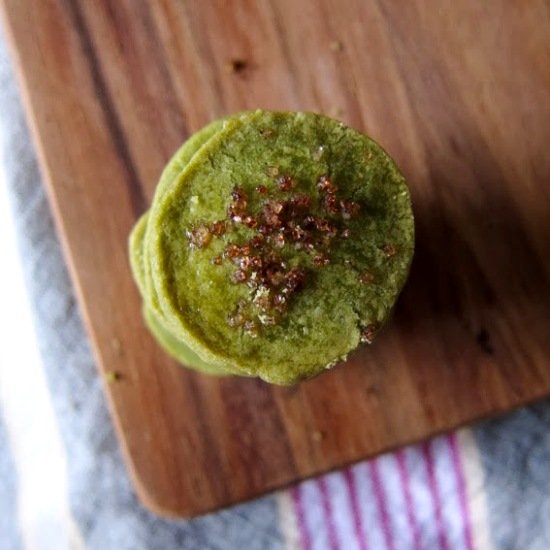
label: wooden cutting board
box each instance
[2,0,550,517]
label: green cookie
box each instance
[131,110,414,384]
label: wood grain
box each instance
[2,0,550,517]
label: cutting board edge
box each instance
[134,387,549,518]
[0,7,162,519]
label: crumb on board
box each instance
[329,40,343,52]
[311,430,326,442]
[225,59,248,74]
[106,371,122,383]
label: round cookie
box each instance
[141,110,414,384]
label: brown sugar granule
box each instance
[340,199,360,219]
[317,175,338,193]
[313,254,330,267]
[228,188,248,223]
[383,243,397,257]
[187,226,212,249]
[360,324,378,344]
[209,221,226,236]
[227,311,245,328]
[277,175,295,192]
[359,271,375,284]
[256,185,268,194]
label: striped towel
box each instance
[1,27,549,550]
[279,431,489,550]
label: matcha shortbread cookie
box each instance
[129,110,414,385]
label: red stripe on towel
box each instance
[343,467,369,550]
[422,441,449,550]
[290,485,312,550]
[396,450,422,550]
[317,476,339,550]
[369,459,395,550]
